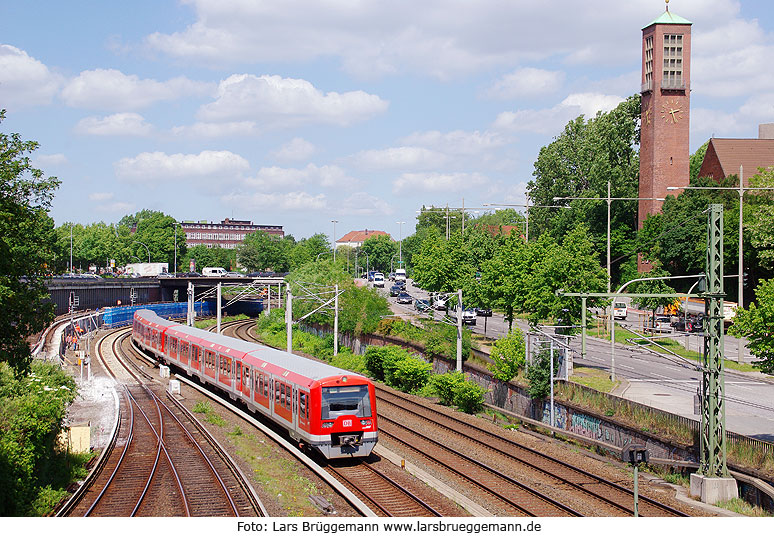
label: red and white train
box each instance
[131,309,378,459]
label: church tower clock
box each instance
[638,1,692,233]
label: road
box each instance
[373,278,774,442]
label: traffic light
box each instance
[743,272,749,287]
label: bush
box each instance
[363,345,405,381]
[430,371,465,406]
[330,350,367,373]
[453,378,486,414]
[387,355,432,393]
[489,328,526,382]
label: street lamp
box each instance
[132,240,151,263]
[331,220,338,263]
[668,169,774,366]
[396,221,405,267]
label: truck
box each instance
[124,262,168,277]
[678,297,737,327]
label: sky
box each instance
[2,0,774,243]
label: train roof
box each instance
[134,309,363,383]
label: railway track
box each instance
[58,328,264,517]
[376,386,689,517]
[325,459,443,517]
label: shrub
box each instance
[387,355,432,393]
[430,371,465,406]
[364,345,405,381]
[489,328,526,382]
[453,377,486,414]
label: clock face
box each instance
[660,98,683,124]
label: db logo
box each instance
[343,419,352,427]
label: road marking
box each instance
[628,379,698,383]
[650,372,671,379]
[620,364,636,370]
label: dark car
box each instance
[397,291,412,304]
[475,307,492,317]
[672,313,705,332]
[389,284,401,297]
[414,298,431,312]
[394,279,406,290]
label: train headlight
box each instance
[322,422,334,429]
[360,419,372,428]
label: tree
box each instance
[0,110,60,375]
[360,234,397,273]
[489,328,526,382]
[186,245,234,272]
[528,94,641,286]
[237,230,294,272]
[729,278,774,373]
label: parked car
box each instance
[157,272,173,278]
[672,313,705,333]
[389,284,401,297]
[414,298,431,312]
[225,271,245,277]
[475,307,492,317]
[396,291,412,304]
[432,296,446,310]
[649,315,673,333]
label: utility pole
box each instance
[286,289,293,353]
[334,284,339,356]
[456,289,463,371]
[692,203,737,503]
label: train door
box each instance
[273,378,292,424]
[190,344,201,372]
[180,340,189,367]
[235,360,243,394]
[218,355,232,388]
[297,388,310,436]
[203,349,216,381]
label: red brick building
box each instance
[180,218,284,249]
[638,7,692,230]
[698,135,774,184]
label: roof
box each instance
[643,9,692,29]
[700,138,774,184]
[336,229,392,243]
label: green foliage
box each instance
[527,348,554,400]
[429,371,465,406]
[287,260,389,336]
[186,245,234,272]
[238,230,295,272]
[452,377,486,414]
[528,95,641,285]
[489,328,526,382]
[729,278,774,373]
[1,111,60,375]
[363,345,431,393]
[360,234,397,273]
[330,350,367,373]
[0,361,78,515]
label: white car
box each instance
[432,297,446,310]
[373,273,385,288]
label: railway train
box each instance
[131,309,378,459]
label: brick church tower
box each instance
[638,2,692,233]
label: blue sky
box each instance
[2,0,773,242]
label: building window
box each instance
[644,36,653,90]
[662,34,683,89]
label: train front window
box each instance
[320,385,371,419]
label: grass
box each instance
[570,367,616,394]
[716,498,772,517]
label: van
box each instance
[373,273,385,288]
[202,267,228,277]
[613,302,628,320]
[394,268,406,281]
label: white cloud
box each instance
[34,153,68,167]
[349,146,449,171]
[88,192,114,202]
[75,113,153,136]
[222,191,327,212]
[399,129,508,156]
[392,172,489,195]
[171,121,257,138]
[0,45,62,107]
[270,138,317,162]
[493,93,624,134]
[114,150,250,181]
[61,69,212,111]
[197,74,388,127]
[485,67,565,100]
[243,164,356,191]
[337,192,394,216]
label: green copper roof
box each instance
[643,10,692,29]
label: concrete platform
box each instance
[690,473,739,505]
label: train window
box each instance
[274,382,281,404]
[263,376,269,398]
[243,366,249,387]
[320,385,372,419]
[299,392,308,420]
